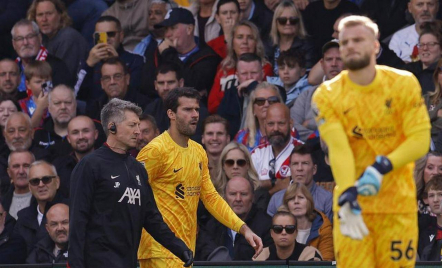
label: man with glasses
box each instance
[75,15,144,101]
[87,57,150,120]
[255,211,322,261]
[15,160,66,255]
[251,103,303,195]
[11,19,73,93]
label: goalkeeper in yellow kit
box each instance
[312,16,431,268]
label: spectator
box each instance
[418,174,442,261]
[254,211,322,261]
[213,141,270,211]
[3,151,35,220]
[143,62,208,143]
[87,57,150,120]
[415,151,442,215]
[14,160,66,255]
[0,199,27,264]
[11,19,73,93]
[201,115,230,179]
[302,0,359,54]
[153,8,221,100]
[69,98,192,268]
[26,203,69,264]
[251,103,303,195]
[135,114,159,152]
[207,0,240,59]
[237,0,273,45]
[102,0,150,51]
[19,61,52,128]
[199,176,273,260]
[267,145,333,222]
[424,58,442,142]
[0,95,20,143]
[76,15,144,101]
[52,115,99,198]
[208,21,272,114]
[135,0,173,98]
[389,0,439,62]
[27,0,89,80]
[235,82,283,151]
[291,39,343,141]
[189,0,220,46]
[0,59,27,101]
[404,27,442,94]
[0,112,51,195]
[276,48,310,107]
[280,182,334,260]
[268,0,317,74]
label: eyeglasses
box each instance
[271,225,297,234]
[417,42,440,49]
[29,176,56,186]
[101,73,125,83]
[224,159,247,167]
[13,33,38,43]
[94,31,119,38]
[254,96,280,106]
[276,17,300,25]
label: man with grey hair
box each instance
[69,98,193,268]
[34,84,106,159]
[11,19,73,94]
[15,160,66,255]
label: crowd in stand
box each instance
[1,0,442,264]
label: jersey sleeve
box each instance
[137,144,164,184]
[199,149,244,232]
[387,74,431,169]
[312,85,356,190]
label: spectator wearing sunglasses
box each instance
[197,176,273,260]
[251,103,303,195]
[267,1,317,74]
[15,160,68,256]
[254,211,322,261]
[235,82,283,151]
[76,16,144,101]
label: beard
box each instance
[176,116,198,137]
[268,131,290,148]
[344,52,371,71]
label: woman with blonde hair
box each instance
[280,182,334,261]
[213,141,270,210]
[424,58,442,143]
[208,20,273,114]
[235,82,283,151]
[414,151,442,214]
[267,0,317,74]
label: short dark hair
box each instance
[156,62,183,81]
[139,114,158,131]
[0,95,21,111]
[101,57,128,75]
[425,174,442,193]
[290,145,317,165]
[237,53,262,65]
[164,87,201,113]
[96,15,122,31]
[277,47,306,69]
[216,0,240,14]
[272,211,297,226]
[202,114,230,134]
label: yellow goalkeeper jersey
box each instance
[312,65,430,214]
[137,131,244,260]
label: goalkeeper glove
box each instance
[357,156,392,196]
[338,187,369,240]
[181,250,194,267]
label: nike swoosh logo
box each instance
[111,175,120,179]
[174,167,183,173]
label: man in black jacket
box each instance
[0,200,27,264]
[69,98,193,268]
[26,203,69,264]
[198,176,273,260]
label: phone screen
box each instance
[94,32,107,45]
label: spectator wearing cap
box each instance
[148,8,221,102]
[290,39,343,141]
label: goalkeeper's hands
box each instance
[338,186,369,240]
[357,156,392,196]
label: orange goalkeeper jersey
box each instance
[137,131,244,260]
[312,65,430,214]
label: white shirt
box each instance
[251,137,303,181]
[389,24,419,62]
[37,205,44,226]
[297,228,311,244]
